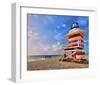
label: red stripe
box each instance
[68,44,78,47]
[76,53,85,55]
[68,44,84,48]
[75,51,85,55]
[68,40,84,44]
[68,40,78,43]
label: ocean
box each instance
[28,55,61,62]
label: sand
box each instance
[27,58,88,71]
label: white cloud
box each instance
[28,30,33,38]
[57,42,60,45]
[62,24,66,27]
[84,40,88,43]
[28,28,63,56]
[51,42,63,51]
[57,25,60,29]
[55,33,63,41]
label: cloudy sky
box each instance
[27,14,89,56]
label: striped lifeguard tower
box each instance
[60,22,87,63]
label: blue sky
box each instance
[27,14,89,55]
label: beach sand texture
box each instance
[27,57,88,71]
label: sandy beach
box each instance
[27,58,88,71]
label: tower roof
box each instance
[71,22,79,29]
[65,22,85,38]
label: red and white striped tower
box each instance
[64,23,85,61]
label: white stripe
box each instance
[68,41,84,46]
[69,36,84,41]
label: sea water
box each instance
[28,55,60,62]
